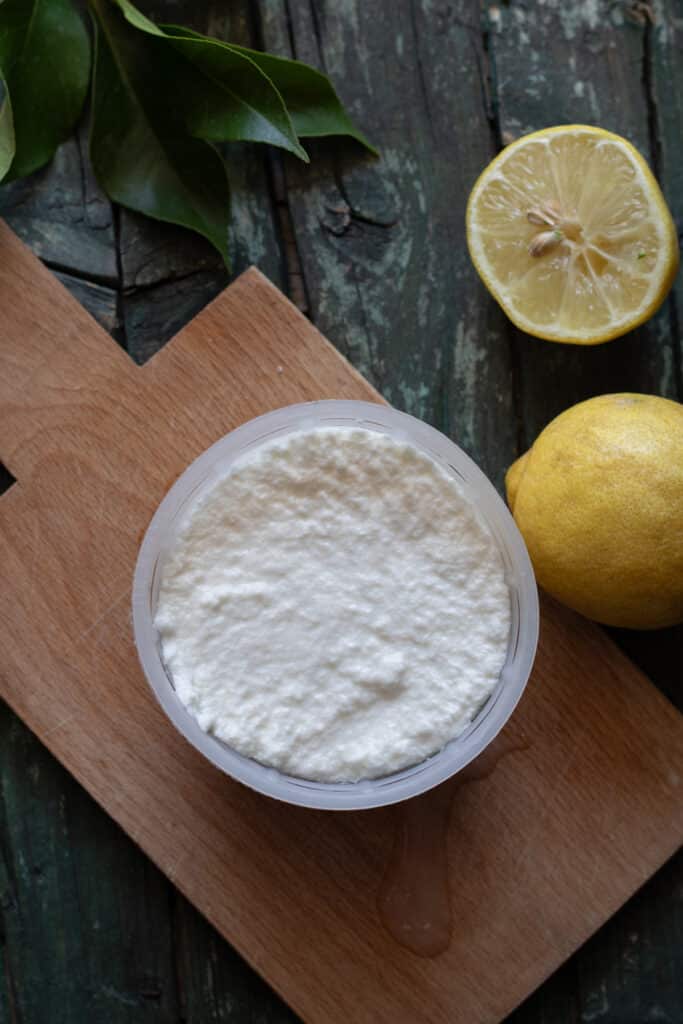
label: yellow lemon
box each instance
[506,394,683,629]
[467,126,679,344]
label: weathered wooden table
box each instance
[1,2,681,1022]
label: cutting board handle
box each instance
[0,220,133,481]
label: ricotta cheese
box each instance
[155,426,511,782]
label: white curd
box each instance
[155,426,511,782]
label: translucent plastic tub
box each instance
[132,400,539,810]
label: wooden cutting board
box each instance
[1,220,682,1024]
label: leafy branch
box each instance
[0,0,376,266]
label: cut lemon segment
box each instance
[466,126,679,344]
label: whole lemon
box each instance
[506,394,683,629]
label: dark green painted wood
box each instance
[0,2,290,1021]
[124,265,229,364]
[121,137,286,362]
[510,852,683,1024]
[0,1,682,1022]
[487,0,680,451]
[651,0,683,395]
[0,706,179,1024]
[485,5,683,1023]
[172,897,298,1024]
[54,272,121,340]
[608,623,683,711]
[259,0,517,493]
[0,117,117,285]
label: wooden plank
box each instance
[0,3,291,1019]
[0,164,179,1019]
[609,621,683,709]
[53,272,122,341]
[172,898,299,1024]
[123,267,231,365]
[1,3,681,1018]
[508,853,683,1024]
[486,0,680,447]
[0,705,179,1024]
[486,5,683,1021]
[1,224,682,1024]
[0,118,117,285]
[257,9,683,1014]
[605,0,683,708]
[113,5,294,1019]
[651,0,683,396]
[258,0,517,492]
[0,2,286,1016]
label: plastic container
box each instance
[132,400,539,810]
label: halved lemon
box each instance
[466,125,679,344]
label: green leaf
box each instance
[163,25,376,155]
[227,45,378,155]
[0,0,90,180]
[112,0,308,160]
[0,71,15,181]
[111,0,163,36]
[89,0,231,266]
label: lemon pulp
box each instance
[467,126,679,344]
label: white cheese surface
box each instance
[155,426,511,782]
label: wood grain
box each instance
[2,2,681,1021]
[652,0,683,397]
[259,0,517,492]
[0,116,117,285]
[1,221,682,1024]
[0,3,292,1018]
[486,0,681,443]
[0,702,179,1024]
[118,1,282,364]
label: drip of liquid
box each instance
[377,732,529,957]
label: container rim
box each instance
[132,400,539,810]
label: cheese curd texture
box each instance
[155,427,511,782]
